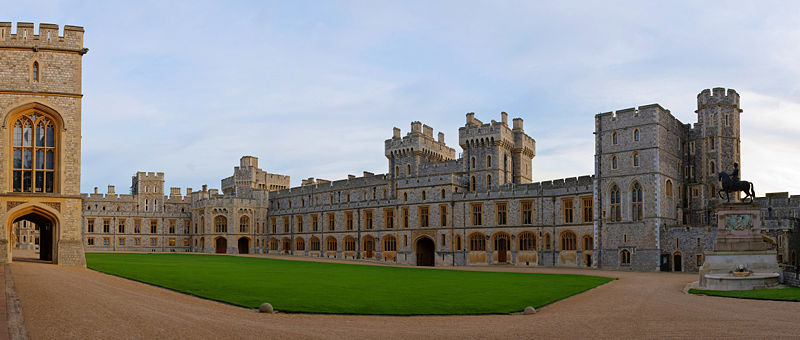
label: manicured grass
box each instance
[86,253,612,315]
[689,288,800,302]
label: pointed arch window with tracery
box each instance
[12,112,56,193]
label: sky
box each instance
[6,1,800,195]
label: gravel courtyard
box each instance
[7,256,800,339]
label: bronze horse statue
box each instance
[718,171,755,203]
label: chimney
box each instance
[202,184,208,192]
[107,185,115,195]
[186,188,193,195]
[93,187,98,194]
[438,132,445,143]
[513,118,524,131]
[411,121,422,133]
[393,127,401,139]
[501,112,508,125]
[466,112,475,124]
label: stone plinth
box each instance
[699,203,781,290]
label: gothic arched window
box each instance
[33,61,39,82]
[12,111,56,193]
[610,184,621,221]
[632,182,643,221]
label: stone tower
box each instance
[131,172,165,213]
[385,121,455,195]
[0,22,88,266]
[458,112,535,192]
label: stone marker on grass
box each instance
[523,306,536,315]
[259,302,274,313]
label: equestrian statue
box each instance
[718,162,755,203]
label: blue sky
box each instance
[6,1,800,195]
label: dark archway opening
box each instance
[215,237,227,254]
[673,253,682,272]
[416,237,434,266]
[238,237,249,254]
[364,237,374,258]
[13,212,54,262]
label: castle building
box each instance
[78,85,799,271]
[0,22,87,266]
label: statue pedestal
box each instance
[699,203,780,290]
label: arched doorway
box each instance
[673,252,682,272]
[363,236,374,258]
[215,237,227,254]
[416,237,434,266]
[238,237,250,254]
[11,211,55,262]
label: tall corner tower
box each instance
[0,22,88,266]
[690,88,742,220]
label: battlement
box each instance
[697,87,740,110]
[0,22,86,53]
[385,121,455,160]
[596,104,672,128]
[135,171,165,181]
[459,112,534,156]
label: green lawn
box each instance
[86,253,612,315]
[689,287,800,302]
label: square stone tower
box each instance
[0,22,87,266]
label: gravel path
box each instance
[8,257,800,339]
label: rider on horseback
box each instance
[731,162,740,185]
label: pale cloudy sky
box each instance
[6,1,800,195]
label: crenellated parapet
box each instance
[385,121,456,161]
[697,87,740,111]
[0,22,86,54]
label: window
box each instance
[32,61,39,82]
[439,205,447,226]
[403,192,407,202]
[487,175,492,190]
[620,249,631,265]
[486,155,492,168]
[696,254,704,266]
[456,235,462,250]
[343,237,356,252]
[521,201,533,224]
[311,214,319,232]
[666,180,673,198]
[150,220,158,233]
[470,176,476,191]
[384,208,394,229]
[582,235,593,250]
[562,199,574,223]
[310,237,320,251]
[561,231,577,250]
[402,207,409,228]
[406,164,411,175]
[582,197,593,223]
[633,129,639,141]
[709,184,715,199]
[496,202,507,225]
[118,219,125,233]
[383,235,397,252]
[610,185,621,222]
[270,218,277,233]
[469,233,486,251]
[134,238,141,246]
[365,210,373,230]
[709,137,715,150]
[632,152,639,167]
[471,204,483,225]
[632,183,643,221]
[118,238,125,246]
[471,157,476,169]
[345,212,354,230]
[169,220,176,234]
[240,216,250,233]
[134,219,141,233]
[611,155,617,169]
[283,216,289,232]
[612,131,618,145]
[296,215,303,233]
[269,238,279,250]
[214,216,227,233]
[544,233,552,250]
[709,161,715,175]
[421,190,426,200]
[103,238,110,246]
[327,213,335,231]
[11,111,57,193]
[441,189,446,199]
[87,237,94,246]
[295,238,305,251]
[441,234,446,246]
[103,219,110,233]
[168,238,176,247]
[519,232,536,251]
[87,219,95,233]
[419,206,429,227]
[150,238,157,247]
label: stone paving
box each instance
[7,256,800,339]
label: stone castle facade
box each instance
[0,22,87,266]
[81,87,798,271]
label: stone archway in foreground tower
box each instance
[6,204,59,263]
